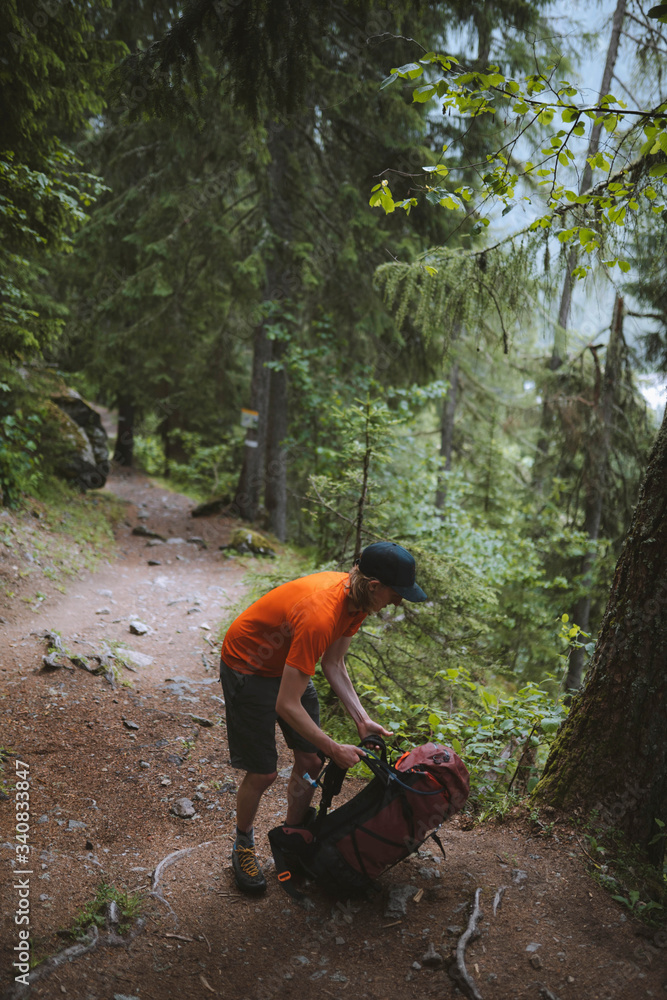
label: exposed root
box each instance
[492,885,507,916]
[149,841,216,928]
[3,926,99,1000]
[450,888,484,1000]
[151,841,215,892]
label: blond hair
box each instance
[346,564,378,613]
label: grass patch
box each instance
[581,821,667,927]
[67,882,143,939]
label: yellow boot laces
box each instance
[235,846,260,876]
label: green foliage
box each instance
[581,821,666,926]
[67,881,142,938]
[0,1,125,356]
[375,50,667,276]
[321,661,567,815]
[0,385,43,507]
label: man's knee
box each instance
[245,770,277,792]
[293,751,323,778]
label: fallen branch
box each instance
[451,889,484,1000]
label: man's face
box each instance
[368,581,403,612]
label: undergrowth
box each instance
[580,819,667,928]
[67,882,143,939]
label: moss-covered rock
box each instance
[225,528,277,557]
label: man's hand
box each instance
[357,718,393,740]
[330,742,366,769]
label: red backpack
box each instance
[269,738,469,903]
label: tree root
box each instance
[492,885,507,916]
[149,841,216,928]
[3,926,99,1000]
[449,888,484,1000]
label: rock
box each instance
[171,798,196,818]
[113,995,140,1000]
[160,777,172,786]
[122,719,139,730]
[530,954,543,969]
[167,537,185,545]
[123,649,153,668]
[147,559,161,566]
[526,942,542,952]
[512,869,528,884]
[132,526,166,541]
[95,607,110,615]
[42,652,64,670]
[384,884,418,919]
[44,388,109,490]
[146,539,164,547]
[107,900,120,927]
[129,621,150,636]
[222,528,277,557]
[422,942,443,969]
[67,820,86,830]
[139,761,150,769]
[411,962,422,971]
[193,792,204,801]
[167,754,183,765]
[97,589,113,597]
[191,496,232,517]
[187,536,207,548]
[190,715,214,727]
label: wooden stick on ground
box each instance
[452,888,484,1000]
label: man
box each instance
[219,540,427,893]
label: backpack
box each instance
[268,738,470,904]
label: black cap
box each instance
[358,542,427,603]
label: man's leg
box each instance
[286,750,323,826]
[236,770,277,833]
[219,662,281,894]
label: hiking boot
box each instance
[232,844,267,894]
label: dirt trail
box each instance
[0,470,665,1000]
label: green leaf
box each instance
[413,84,437,103]
[617,259,631,273]
[647,2,667,22]
[392,62,424,80]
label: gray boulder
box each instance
[50,388,109,490]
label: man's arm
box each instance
[320,636,393,740]
[275,665,364,769]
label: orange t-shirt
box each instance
[221,572,367,678]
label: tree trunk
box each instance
[113,396,134,466]
[232,121,294,524]
[232,320,273,521]
[265,338,288,541]
[536,406,667,866]
[533,0,626,486]
[435,361,459,509]
[565,295,624,690]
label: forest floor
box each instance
[0,467,665,1000]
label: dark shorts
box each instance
[219,660,320,774]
